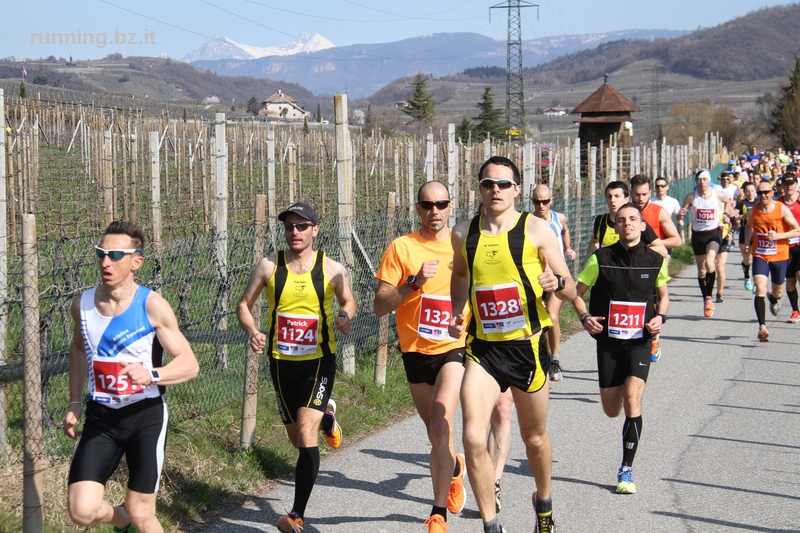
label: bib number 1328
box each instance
[474,283,525,333]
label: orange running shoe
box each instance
[322,399,342,449]
[423,514,449,533]
[758,325,770,342]
[277,511,304,533]
[447,454,467,514]
[703,297,714,317]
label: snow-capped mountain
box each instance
[182,32,334,62]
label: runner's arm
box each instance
[448,222,470,339]
[236,256,275,352]
[775,205,800,241]
[530,216,576,301]
[559,213,577,260]
[63,297,87,439]
[658,208,682,249]
[143,292,199,386]
[328,259,357,335]
[572,281,604,335]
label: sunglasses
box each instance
[284,221,315,232]
[94,247,143,261]
[757,190,773,196]
[418,200,450,210]
[532,198,551,206]
[479,179,516,190]
[655,184,667,189]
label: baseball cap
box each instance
[278,202,320,225]
[728,159,736,166]
[783,173,798,184]
[734,165,742,173]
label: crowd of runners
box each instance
[59,148,800,533]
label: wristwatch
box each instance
[657,313,667,323]
[554,274,565,292]
[406,275,421,291]
[150,369,162,383]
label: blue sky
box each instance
[3,0,791,61]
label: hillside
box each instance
[0,56,319,112]
[526,3,800,85]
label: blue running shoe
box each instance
[616,466,637,494]
[744,278,753,292]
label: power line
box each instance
[243,0,485,23]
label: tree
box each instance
[303,116,310,134]
[19,81,26,99]
[246,96,259,114]
[316,103,322,122]
[364,104,374,128]
[402,73,436,123]
[772,56,800,149]
[32,75,48,85]
[455,116,477,143]
[664,102,713,145]
[474,86,505,140]
[711,106,739,149]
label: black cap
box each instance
[783,173,797,184]
[278,202,319,225]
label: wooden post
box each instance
[523,138,533,208]
[241,195,266,448]
[22,214,43,533]
[214,113,229,372]
[426,133,434,181]
[103,131,113,224]
[447,124,457,226]
[590,145,598,223]
[0,89,6,453]
[267,130,277,253]
[149,132,161,251]
[375,192,396,386]
[407,141,415,218]
[334,95,356,375]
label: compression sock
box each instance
[431,506,447,520]
[788,289,799,312]
[767,292,778,306]
[742,262,751,278]
[622,415,643,468]
[698,276,707,298]
[320,412,333,433]
[755,296,766,326]
[293,446,320,517]
[705,272,716,298]
[453,456,462,477]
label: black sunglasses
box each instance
[757,190,773,196]
[532,198,551,206]
[655,184,667,189]
[480,179,516,190]
[418,200,450,210]
[284,221,315,232]
[94,247,143,261]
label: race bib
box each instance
[607,301,647,340]
[92,360,145,396]
[696,208,715,221]
[755,232,777,256]
[276,313,319,356]
[418,294,452,340]
[474,282,526,333]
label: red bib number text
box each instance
[755,232,777,256]
[277,313,319,356]
[418,294,452,341]
[607,301,647,340]
[474,283,526,333]
[696,208,715,221]
[92,360,144,396]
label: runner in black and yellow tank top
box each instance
[449,156,576,533]
[236,202,357,533]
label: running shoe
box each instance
[616,466,637,494]
[447,454,467,514]
[532,492,556,533]
[549,357,563,382]
[703,297,714,317]
[744,278,754,291]
[423,514,448,533]
[495,481,502,513]
[716,292,723,303]
[277,511,304,533]
[758,325,770,343]
[788,311,800,324]
[770,298,781,317]
[322,399,342,449]
[650,337,661,363]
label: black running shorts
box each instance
[269,355,336,425]
[596,338,651,389]
[691,229,721,256]
[402,348,465,386]
[465,335,549,393]
[786,246,800,279]
[68,396,168,494]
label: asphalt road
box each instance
[204,251,800,532]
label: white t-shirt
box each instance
[651,195,681,216]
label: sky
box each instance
[2,0,793,61]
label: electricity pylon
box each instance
[491,1,538,134]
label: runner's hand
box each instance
[646,316,663,335]
[583,315,605,335]
[62,406,82,440]
[119,360,150,387]
[335,314,352,335]
[448,313,466,339]
[415,260,440,287]
[248,331,267,354]
[538,256,558,292]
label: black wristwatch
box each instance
[406,275,421,291]
[554,274,565,292]
[657,313,667,323]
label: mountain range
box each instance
[190,29,688,96]
[183,33,335,62]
